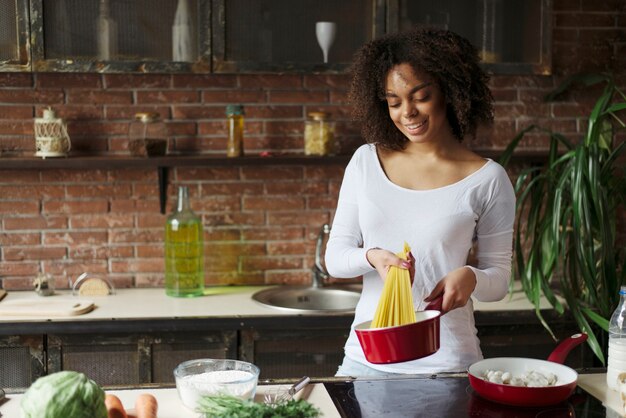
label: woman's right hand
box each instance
[366,248,414,284]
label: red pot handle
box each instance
[546,333,588,364]
[424,295,443,312]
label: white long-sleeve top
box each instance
[325,144,516,373]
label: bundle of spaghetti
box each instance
[370,242,416,328]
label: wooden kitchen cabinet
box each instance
[0,0,30,71]
[29,0,211,73]
[3,0,551,74]
[240,328,349,379]
[0,335,45,389]
[47,330,237,386]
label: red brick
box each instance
[69,121,129,136]
[581,0,624,11]
[66,91,132,105]
[304,74,351,89]
[304,165,345,180]
[206,242,266,256]
[45,261,108,276]
[242,226,304,241]
[108,169,156,182]
[269,91,328,103]
[137,91,200,104]
[239,75,302,89]
[241,166,303,180]
[554,0,582,12]
[43,200,108,214]
[490,76,554,89]
[44,231,108,245]
[135,275,164,287]
[243,196,304,211]
[308,196,338,209]
[69,245,134,259]
[205,229,241,241]
[0,262,39,276]
[4,246,66,261]
[202,90,266,103]
[268,212,330,226]
[173,74,238,88]
[201,182,263,195]
[109,229,163,243]
[137,213,168,228]
[553,28,580,43]
[0,185,64,198]
[66,184,131,198]
[244,105,302,119]
[329,90,350,104]
[0,170,41,183]
[0,200,40,214]
[0,105,34,119]
[0,121,33,135]
[0,232,40,245]
[242,256,302,270]
[204,212,265,226]
[37,73,102,89]
[136,245,164,258]
[70,214,134,229]
[4,216,67,230]
[172,105,225,119]
[196,195,242,212]
[176,167,240,181]
[111,258,164,273]
[41,170,108,183]
[105,106,171,120]
[105,74,171,89]
[265,271,310,285]
[0,73,34,88]
[0,89,64,104]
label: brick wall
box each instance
[0,1,624,290]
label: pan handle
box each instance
[546,333,588,364]
[424,295,443,312]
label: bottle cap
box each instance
[226,105,245,116]
[308,111,329,121]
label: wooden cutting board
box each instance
[0,298,94,317]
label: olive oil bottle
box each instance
[165,186,204,297]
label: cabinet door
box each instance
[0,335,45,389]
[0,0,31,71]
[387,0,552,75]
[48,331,237,386]
[30,0,211,73]
[212,0,385,73]
[240,328,348,379]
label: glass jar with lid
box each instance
[304,112,335,156]
[128,112,168,157]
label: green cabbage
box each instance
[20,371,107,418]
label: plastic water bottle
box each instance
[165,186,204,297]
[607,286,626,390]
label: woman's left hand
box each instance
[423,267,477,313]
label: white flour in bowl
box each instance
[177,370,257,408]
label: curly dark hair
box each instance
[348,27,494,150]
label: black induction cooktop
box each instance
[324,376,607,418]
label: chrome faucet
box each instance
[312,224,331,288]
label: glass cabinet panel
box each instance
[212,0,385,72]
[0,0,30,71]
[31,0,210,72]
[388,0,551,75]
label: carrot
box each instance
[105,394,128,418]
[135,393,158,418]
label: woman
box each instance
[325,27,516,376]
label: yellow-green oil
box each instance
[165,188,204,297]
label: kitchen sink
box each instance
[252,285,362,313]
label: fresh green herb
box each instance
[197,395,321,418]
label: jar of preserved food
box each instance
[226,104,245,157]
[304,112,335,156]
[128,112,167,157]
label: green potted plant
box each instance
[499,73,626,363]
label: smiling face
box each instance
[384,63,453,146]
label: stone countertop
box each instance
[0,382,341,418]
[0,283,555,323]
[2,374,617,418]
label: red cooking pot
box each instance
[468,333,588,407]
[354,296,443,364]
